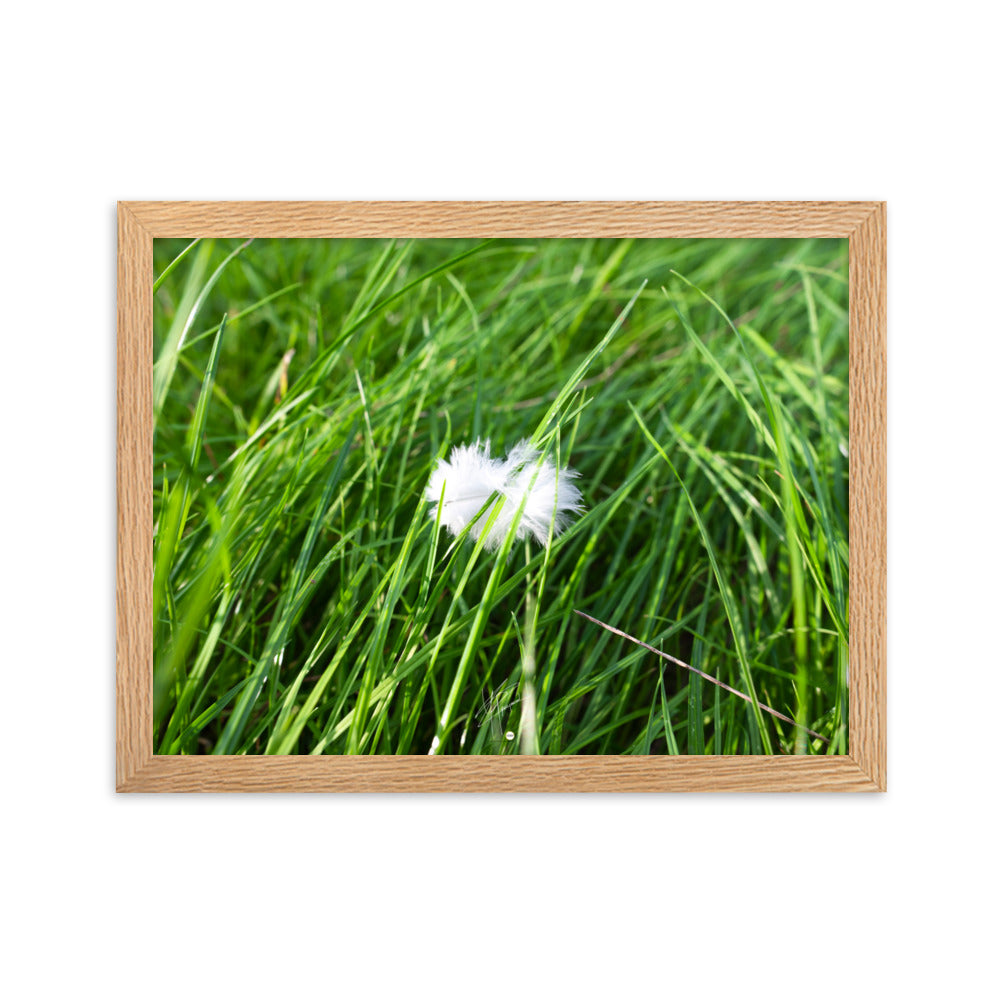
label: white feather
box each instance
[424,439,583,550]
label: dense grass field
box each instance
[152,236,849,756]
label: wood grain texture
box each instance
[116,205,154,786]
[123,200,875,239]
[119,755,878,793]
[849,204,888,790]
[117,200,887,792]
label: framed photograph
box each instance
[117,201,885,791]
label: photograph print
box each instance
[152,235,849,756]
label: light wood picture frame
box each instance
[117,201,886,792]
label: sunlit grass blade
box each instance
[574,611,828,744]
[154,239,250,419]
[630,403,773,752]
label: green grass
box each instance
[152,236,849,755]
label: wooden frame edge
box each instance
[122,200,878,239]
[117,754,882,793]
[116,204,154,789]
[117,201,887,792]
[848,202,888,790]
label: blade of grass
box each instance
[154,239,251,419]
[574,611,827,744]
[630,403,774,752]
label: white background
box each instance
[4,3,997,997]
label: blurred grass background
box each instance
[152,236,848,755]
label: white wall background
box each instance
[4,3,996,997]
